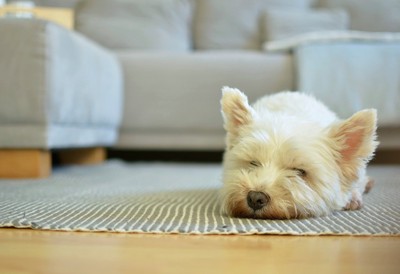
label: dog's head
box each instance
[220,87,378,219]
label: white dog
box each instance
[220,87,378,219]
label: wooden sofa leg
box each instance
[0,149,51,178]
[58,147,106,166]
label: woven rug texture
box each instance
[0,161,399,235]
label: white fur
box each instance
[220,87,378,219]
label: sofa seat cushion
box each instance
[116,51,293,149]
[0,19,123,148]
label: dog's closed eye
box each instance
[293,168,307,177]
[250,161,261,167]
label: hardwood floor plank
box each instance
[0,228,399,274]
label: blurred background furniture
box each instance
[1,0,399,178]
[0,2,74,29]
[72,0,400,151]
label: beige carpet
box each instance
[0,161,399,235]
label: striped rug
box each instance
[0,161,399,235]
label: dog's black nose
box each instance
[247,191,270,211]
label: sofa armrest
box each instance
[0,18,123,148]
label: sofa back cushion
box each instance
[194,0,313,50]
[76,0,193,51]
[317,0,400,32]
[263,9,349,41]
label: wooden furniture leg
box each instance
[0,149,51,179]
[58,147,106,165]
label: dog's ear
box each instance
[329,109,378,181]
[221,87,255,147]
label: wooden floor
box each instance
[0,228,399,274]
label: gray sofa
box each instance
[2,0,400,154]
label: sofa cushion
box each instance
[297,43,400,127]
[116,51,294,149]
[194,0,313,50]
[317,0,400,32]
[76,0,193,51]
[263,9,349,41]
[264,30,400,52]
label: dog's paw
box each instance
[364,177,374,194]
[344,190,363,211]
